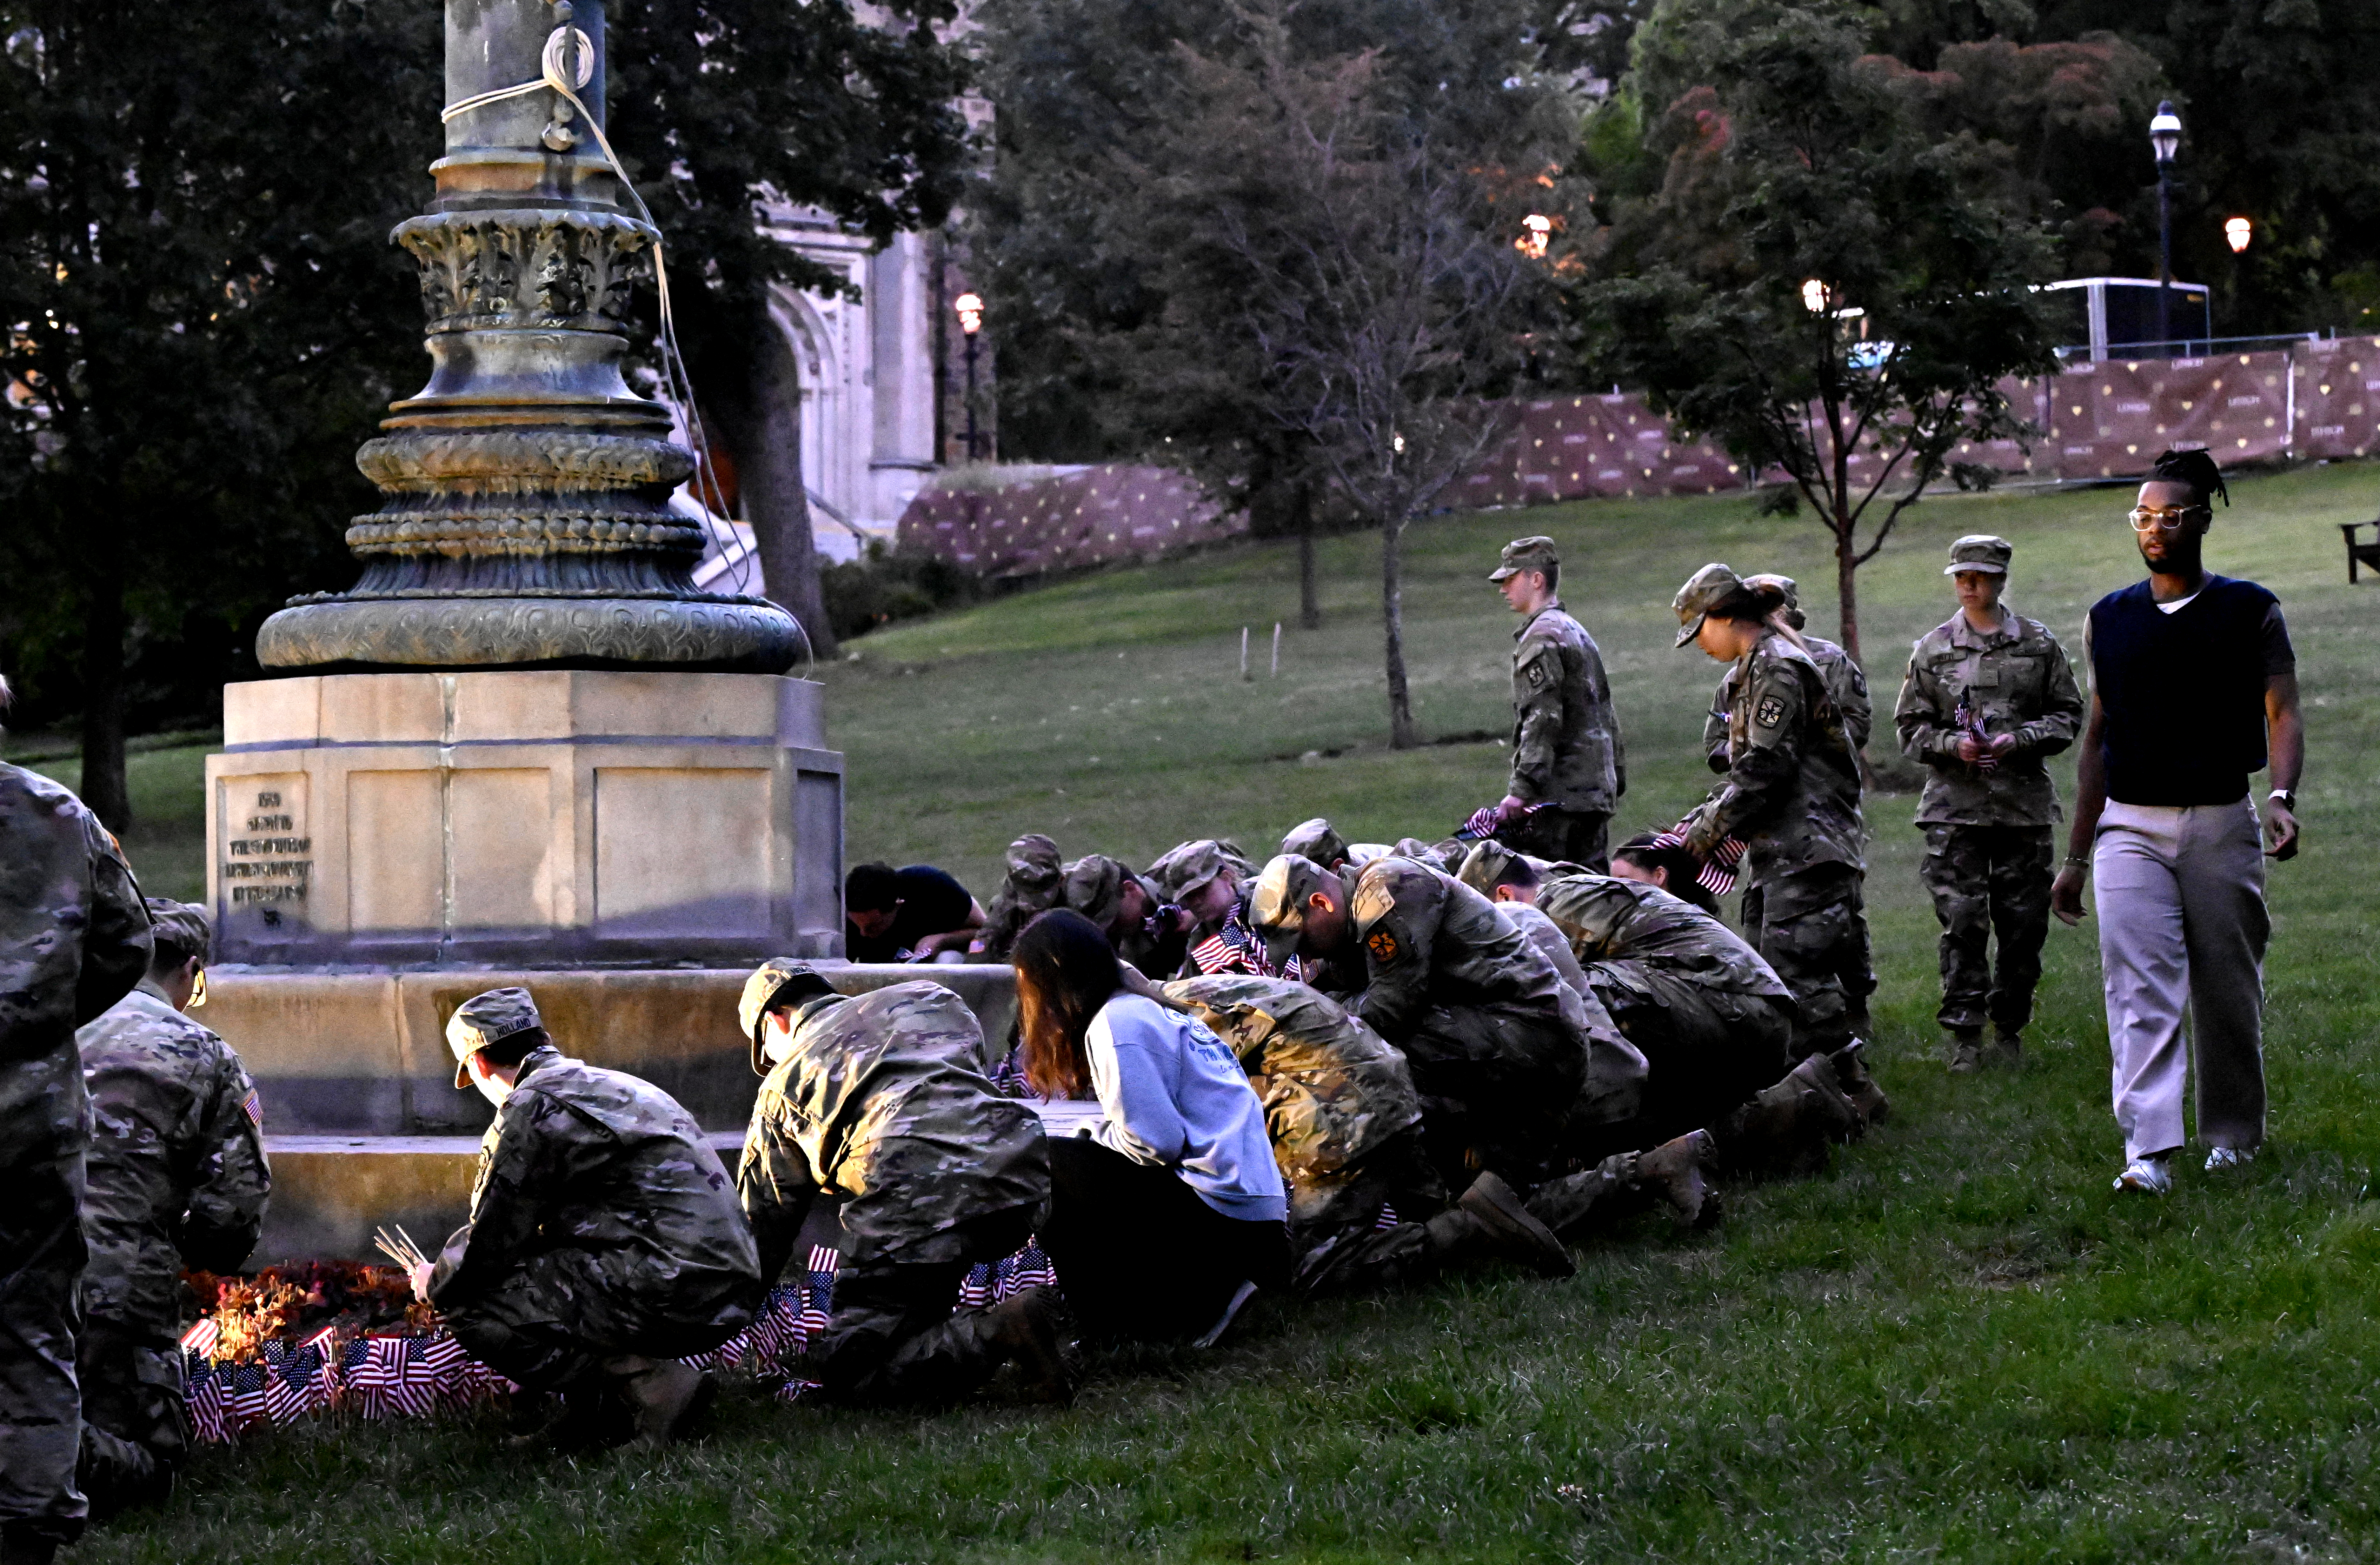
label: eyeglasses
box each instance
[2129,505,2208,532]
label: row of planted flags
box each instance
[179,1242,1061,1441]
[893,339,2380,577]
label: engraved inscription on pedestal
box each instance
[220,774,312,943]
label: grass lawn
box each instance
[66,459,2380,1562]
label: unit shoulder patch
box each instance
[1754,693,1788,728]
[1366,928,1401,965]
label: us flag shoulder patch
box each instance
[242,1090,264,1129]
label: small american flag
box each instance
[1457,801,1553,841]
[957,1237,1061,1309]
[226,1360,271,1432]
[1374,1201,1401,1231]
[1651,823,1746,898]
[185,1359,227,1444]
[241,1089,264,1129]
[1955,696,2000,773]
[1188,909,1303,982]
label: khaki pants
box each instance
[2093,799,2270,1161]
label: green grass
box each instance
[73,460,2380,1561]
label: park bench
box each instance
[2343,520,2380,583]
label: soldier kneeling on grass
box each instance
[413,988,762,1450]
[75,899,269,1519]
[735,961,1075,1405]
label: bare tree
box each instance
[1142,6,1551,746]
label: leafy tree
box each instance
[0,0,437,824]
[1573,0,2061,666]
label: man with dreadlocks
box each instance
[1895,536,2085,1073]
[2053,448,2303,1197]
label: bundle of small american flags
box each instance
[1456,800,1552,840]
[181,1238,1066,1435]
[1188,905,1304,983]
[1650,822,1748,897]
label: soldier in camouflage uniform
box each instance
[421,988,761,1449]
[735,961,1072,1404]
[1147,839,1258,943]
[978,835,1064,961]
[1674,564,1870,1061]
[1062,855,1186,979]
[1163,975,1574,1289]
[1894,535,2084,1070]
[1248,854,1646,1190]
[0,733,151,1565]
[1488,537,1626,871]
[74,901,268,1518]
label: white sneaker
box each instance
[2205,1146,2256,1173]
[2115,1156,2172,1195]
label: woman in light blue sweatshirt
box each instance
[1012,910,1288,1345]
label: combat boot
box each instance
[1427,1171,1575,1278]
[605,1355,714,1449]
[1945,1026,1983,1074]
[1523,1157,1629,1240]
[1989,1029,2023,1068]
[1631,1130,1719,1228]
[982,1285,1080,1405]
[1785,1052,1864,1142]
[1714,1080,1830,1175]
[1829,1038,1890,1127]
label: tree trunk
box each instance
[77,569,131,830]
[1295,482,1321,630]
[710,301,839,661]
[1380,516,1417,749]
[1833,519,1862,667]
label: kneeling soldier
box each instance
[75,901,268,1517]
[1163,975,1573,1290]
[737,962,1072,1404]
[1248,853,1646,1189]
[421,988,761,1448]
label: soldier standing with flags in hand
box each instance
[1488,537,1625,871]
[1895,536,2084,1073]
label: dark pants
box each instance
[1039,1138,1287,1344]
[1502,808,1612,874]
[1397,1002,1584,1189]
[809,1203,1038,1404]
[75,1326,186,1519]
[443,1244,754,1395]
[1921,824,2054,1036]
[1285,1129,1451,1296]
[0,1045,89,1551]
[1742,865,1869,1058]
[1585,963,1794,1151]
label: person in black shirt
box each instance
[843,863,986,963]
[2051,449,2304,1197]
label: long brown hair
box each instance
[1012,909,1123,1100]
[1715,582,1808,655]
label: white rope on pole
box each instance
[438,31,809,664]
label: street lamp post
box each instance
[954,291,984,462]
[2151,100,2182,355]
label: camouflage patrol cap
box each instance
[738,958,838,1075]
[1944,534,2013,575]
[446,987,544,1089]
[1246,854,1335,969]
[1672,562,1749,648]
[1489,535,1560,582]
[1147,838,1256,902]
[143,898,212,970]
[1742,572,1798,609]
[1003,833,1063,889]
[1455,840,1528,898]
[1063,854,1145,930]
[1280,817,1350,869]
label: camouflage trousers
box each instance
[1500,808,1611,874]
[1921,824,2055,1036]
[1741,864,1870,1059]
[441,1240,756,1395]
[1397,1002,1585,1190]
[1285,1129,1452,1296]
[1582,962,1794,1151]
[807,1203,1038,1405]
[75,1326,187,1520]
[0,1044,90,1549]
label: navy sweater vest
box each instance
[2087,575,2276,806]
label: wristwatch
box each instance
[2268,789,2294,808]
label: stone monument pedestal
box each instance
[205,669,844,966]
